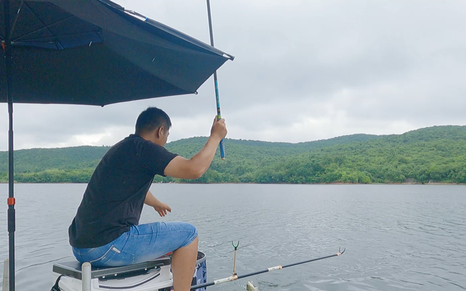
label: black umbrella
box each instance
[1,0,233,289]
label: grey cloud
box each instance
[1,0,466,150]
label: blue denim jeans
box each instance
[72,222,198,267]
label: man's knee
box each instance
[186,223,198,245]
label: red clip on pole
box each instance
[7,197,15,205]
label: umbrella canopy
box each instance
[1,0,233,105]
[1,0,233,290]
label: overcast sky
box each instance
[1,0,466,151]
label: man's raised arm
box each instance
[164,117,227,179]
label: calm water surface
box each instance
[0,184,465,290]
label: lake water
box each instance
[0,184,465,291]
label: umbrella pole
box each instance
[7,96,15,291]
[3,0,16,290]
[206,0,226,160]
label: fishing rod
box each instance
[190,248,346,290]
[206,0,226,160]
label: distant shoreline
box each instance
[2,125,466,185]
[1,182,464,185]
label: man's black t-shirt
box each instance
[68,134,177,248]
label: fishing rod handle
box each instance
[214,78,225,159]
[219,139,225,159]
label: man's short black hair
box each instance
[135,107,171,135]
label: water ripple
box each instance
[1,184,466,290]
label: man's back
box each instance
[68,134,177,248]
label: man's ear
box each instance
[155,126,165,138]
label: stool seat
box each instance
[52,257,171,280]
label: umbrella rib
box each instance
[9,0,24,38]
[12,2,93,49]
[14,31,102,44]
[14,2,70,45]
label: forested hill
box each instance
[0,125,465,184]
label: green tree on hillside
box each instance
[1,125,465,184]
